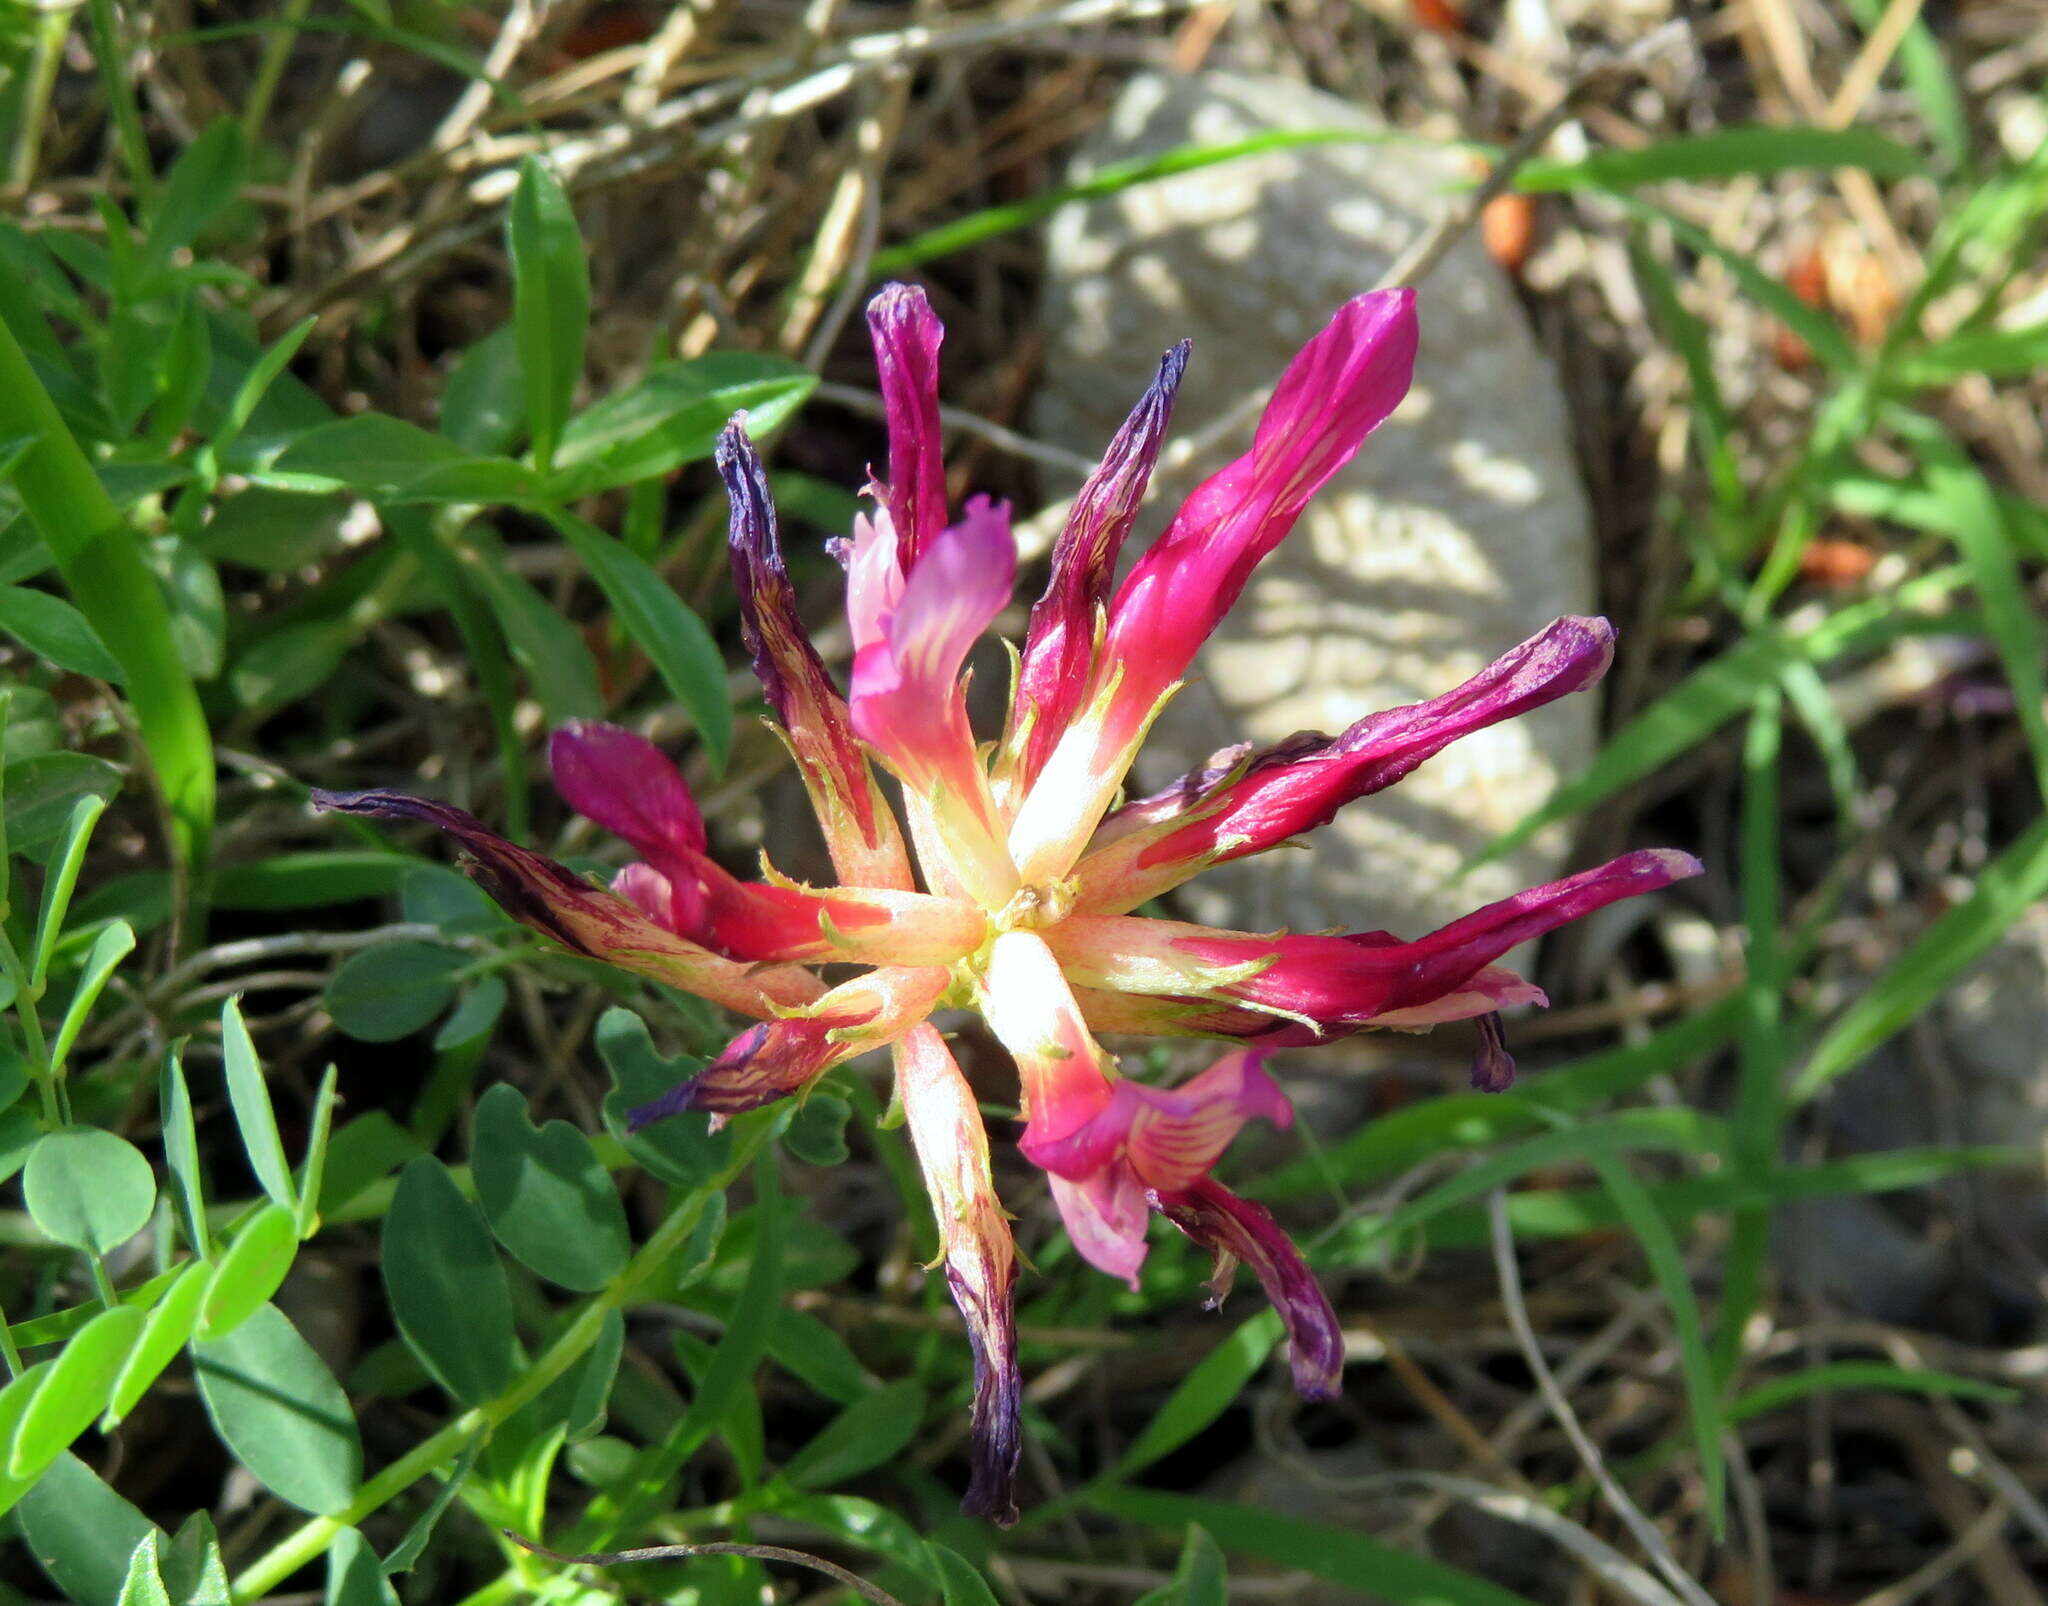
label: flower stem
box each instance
[230,1130,765,1598]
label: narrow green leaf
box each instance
[780,1379,924,1491]
[507,158,588,473]
[115,1531,172,1606]
[159,1045,209,1258]
[221,997,295,1211]
[1843,0,1966,171]
[382,1156,519,1405]
[32,792,108,988]
[0,1361,52,1517]
[1584,1145,1723,1531]
[1134,1525,1229,1606]
[197,1201,299,1339]
[547,508,733,769]
[23,1127,156,1253]
[561,1308,625,1443]
[9,1304,145,1477]
[379,1431,484,1575]
[14,1452,157,1606]
[323,941,467,1042]
[3,751,122,863]
[548,356,814,498]
[1796,814,2048,1096]
[208,315,317,463]
[441,325,525,455]
[1726,1361,2018,1423]
[457,543,605,723]
[472,1084,630,1291]
[298,1065,340,1237]
[212,851,416,910]
[144,118,248,269]
[193,1303,363,1516]
[326,1526,401,1606]
[49,918,135,1074]
[1112,1312,1281,1484]
[928,1543,1002,1606]
[1518,125,1922,192]
[1092,1489,1537,1606]
[105,1260,212,1425]
[0,584,124,679]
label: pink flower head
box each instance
[314,281,1701,1525]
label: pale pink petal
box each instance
[1048,1167,1151,1290]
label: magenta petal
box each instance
[1100,616,1617,890]
[1099,289,1418,724]
[1048,1167,1150,1290]
[1020,1049,1291,1192]
[1011,341,1188,784]
[866,283,948,564]
[550,722,707,869]
[1149,1176,1343,1400]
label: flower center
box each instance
[991,877,1076,933]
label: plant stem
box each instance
[83,0,155,208]
[8,4,77,193]
[240,0,315,145]
[0,312,215,882]
[231,1133,765,1598]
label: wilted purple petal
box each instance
[867,283,948,564]
[309,789,821,1018]
[1008,342,1188,787]
[719,424,911,888]
[1469,1013,1516,1092]
[1150,1176,1344,1399]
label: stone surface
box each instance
[1038,72,1597,946]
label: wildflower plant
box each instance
[316,282,1699,1523]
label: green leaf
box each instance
[155,538,225,680]
[1111,1313,1281,1484]
[318,1111,425,1218]
[780,1379,924,1491]
[33,792,110,988]
[1134,1525,1229,1606]
[0,1361,51,1515]
[379,1431,484,1575]
[193,487,349,572]
[221,996,295,1211]
[326,1526,401,1606]
[458,541,604,723]
[1796,813,2048,1096]
[1584,1146,1723,1531]
[547,509,733,770]
[783,1091,851,1166]
[49,917,135,1074]
[268,416,542,504]
[382,1156,519,1405]
[767,1306,871,1405]
[197,1200,299,1339]
[506,158,589,473]
[9,1304,144,1478]
[928,1543,1002,1606]
[596,1007,724,1187]
[441,325,525,456]
[105,1260,212,1425]
[159,1046,209,1257]
[228,616,355,714]
[193,1303,362,1515]
[163,1512,230,1606]
[23,1127,156,1253]
[1517,125,1923,192]
[1726,1361,2018,1423]
[0,584,124,679]
[1094,1490,1538,1606]
[115,1531,172,1606]
[549,355,815,497]
[298,1065,340,1237]
[14,1452,157,1606]
[144,118,248,270]
[213,851,416,911]
[433,976,505,1053]
[561,1307,625,1443]
[3,751,122,862]
[323,941,468,1042]
[471,1083,630,1291]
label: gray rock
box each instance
[1038,72,1596,947]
